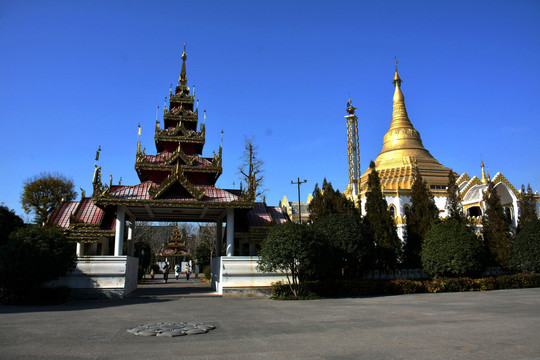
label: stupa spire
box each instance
[179,42,188,86]
[389,57,412,131]
[481,160,488,184]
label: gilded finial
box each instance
[346,97,356,115]
[393,56,402,87]
[95,145,101,164]
[179,42,188,86]
[480,156,488,184]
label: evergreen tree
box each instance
[482,181,512,268]
[308,178,357,223]
[404,171,439,268]
[364,161,401,270]
[518,184,537,231]
[445,170,464,222]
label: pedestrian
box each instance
[150,267,155,280]
[185,263,191,281]
[163,262,169,283]
[175,264,181,280]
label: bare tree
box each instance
[238,136,264,201]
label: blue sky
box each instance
[1,0,539,221]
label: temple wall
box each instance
[47,256,138,298]
[211,256,289,295]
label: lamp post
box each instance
[291,177,307,223]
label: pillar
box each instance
[89,243,98,255]
[216,220,223,257]
[114,206,125,256]
[226,208,234,256]
[100,237,109,255]
[127,221,135,256]
[76,242,82,256]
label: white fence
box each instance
[211,256,289,295]
[48,256,138,298]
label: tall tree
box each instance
[238,136,264,201]
[308,178,358,223]
[0,205,25,246]
[482,181,512,268]
[445,170,464,222]
[404,171,439,267]
[21,172,77,225]
[518,184,537,231]
[364,161,401,270]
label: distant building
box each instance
[281,194,312,223]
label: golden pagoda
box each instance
[359,61,453,196]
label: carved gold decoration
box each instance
[460,176,482,200]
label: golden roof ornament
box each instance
[179,42,188,86]
[346,97,357,115]
[481,160,488,184]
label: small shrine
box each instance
[159,225,188,260]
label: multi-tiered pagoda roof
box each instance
[88,44,255,222]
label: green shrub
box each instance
[0,226,76,304]
[511,219,540,274]
[494,274,540,289]
[204,265,212,280]
[312,213,375,279]
[422,220,485,278]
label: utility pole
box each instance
[291,177,307,223]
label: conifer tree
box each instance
[518,184,538,231]
[308,178,357,222]
[364,161,401,270]
[445,170,464,222]
[404,170,439,268]
[482,181,512,268]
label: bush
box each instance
[312,213,375,279]
[494,274,540,289]
[258,222,324,297]
[422,220,484,278]
[204,265,212,280]
[510,219,540,274]
[0,226,76,304]
[269,274,540,299]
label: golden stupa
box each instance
[359,62,452,195]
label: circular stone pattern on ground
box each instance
[127,322,216,337]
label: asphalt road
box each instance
[1,287,539,359]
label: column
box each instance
[89,243,98,255]
[226,208,234,256]
[127,221,134,256]
[100,237,109,255]
[216,220,223,257]
[114,206,126,256]
[76,242,82,256]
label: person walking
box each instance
[175,264,181,280]
[185,262,191,281]
[162,262,170,283]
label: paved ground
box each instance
[1,281,539,360]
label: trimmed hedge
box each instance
[270,274,540,299]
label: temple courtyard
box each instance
[1,285,539,359]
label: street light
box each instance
[291,177,307,223]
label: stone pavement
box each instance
[1,287,540,359]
